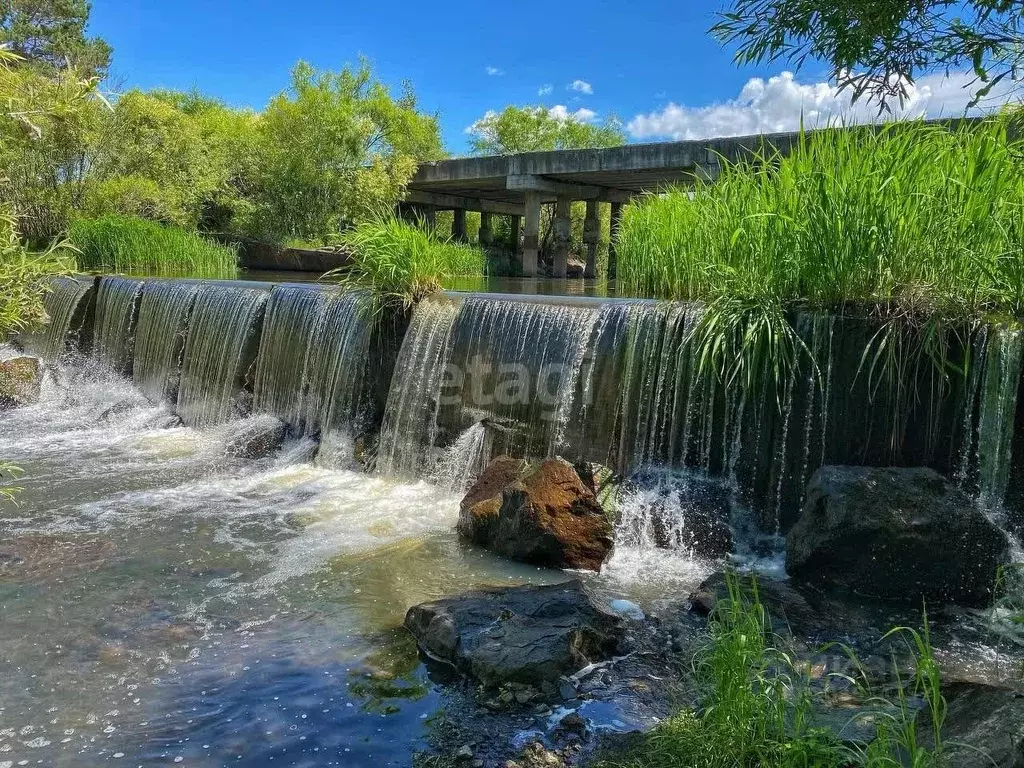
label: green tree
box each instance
[468,105,625,155]
[0,0,111,79]
[712,0,1023,106]
[0,48,107,242]
[248,59,444,243]
[85,89,259,230]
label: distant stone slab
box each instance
[0,355,41,409]
[786,466,1009,607]
[404,581,623,688]
[458,457,613,572]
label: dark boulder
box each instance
[916,683,1024,767]
[224,415,287,459]
[0,355,41,409]
[458,457,613,571]
[404,580,623,688]
[786,466,1009,607]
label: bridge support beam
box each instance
[609,201,623,280]
[452,208,468,243]
[521,192,541,277]
[478,211,493,247]
[552,197,571,279]
[583,200,599,279]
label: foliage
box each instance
[84,89,259,231]
[68,215,237,278]
[0,48,107,243]
[329,216,485,308]
[616,116,1024,403]
[0,207,72,339]
[712,0,1023,107]
[596,573,947,768]
[247,60,444,243]
[0,0,111,78]
[468,105,625,155]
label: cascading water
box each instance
[92,276,144,376]
[977,324,1024,510]
[132,280,200,404]
[251,285,374,458]
[175,283,268,427]
[19,276,93,362]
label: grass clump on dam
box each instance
[331,216,487,307]
[68,215,238,278]
[617,115,1024,317]
[614,115,1024,395]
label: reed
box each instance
[617,115,1024,318]
[328,216,486,308]
[616,115,1024,410]
[596,572,947,768]
[69,216,238,278]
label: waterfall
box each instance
[251,285,374,457]
[132,280,199,404]
[977,324,1023,509]
[376,297,459,477]
[175,283,268,428]
[92,276,144,376]
[19,277,93,362]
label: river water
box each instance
[0,357,712,767]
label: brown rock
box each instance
[0,356,41,409]
[0,535,116,583]
[458,457,613,571]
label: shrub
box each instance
[68,215,237,278]
[329,216,486,308]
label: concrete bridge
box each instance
[403,118,982,279]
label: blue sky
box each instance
[90,0,1007,154]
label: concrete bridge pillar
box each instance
[552,197,572,279]
[608,201,623,280]
[452,208,468,242]
[419,204,436,230]
[521,192,541,277]
[478,212,493,247]
[583,200,599,279]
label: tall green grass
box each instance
[616,115,1024,405]
[69,215,238,278]
[597,573,948,768]
[328,216,486,308]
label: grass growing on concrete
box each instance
[69,215,237,278]
[329,216,486,308]
[615,115,1024,408]
[596,573,947,768]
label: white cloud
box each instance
[538,84,554,96]
[547,104,597,122]
[627,70,1017,141]
[485,66,505,76]
[568,79,593,95]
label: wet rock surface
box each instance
[224,414,287,459]
[0,355,42,409]
[404,581,624,689]
[0,535,116,583]
[459,457,614,571]
[786,466,1009,607]
[918,683,1024,767]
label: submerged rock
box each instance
[0,535,116,583]
[0,355,41,409]
[916,683,1024,767]
[786,466,1009,607]
[404,580,623,688]
[458,457,613,571]
[224,415,287,459]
